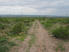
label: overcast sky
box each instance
[0,0,69,16]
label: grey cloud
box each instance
[0,0,69,16]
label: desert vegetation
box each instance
[0,17,35,52]
[0,17,69,52]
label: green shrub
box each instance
[22,25,28,33]
[0,18,9,23]
[41,21,53,29]
[44,23,53,28]
[0,24,5,29]
[11,23,22,35]
[52,26,69,39]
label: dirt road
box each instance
[10,20,69,52]
[28,20,58,52]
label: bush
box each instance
[52,26,69,39]
[11,23,22,35]
[0,18,9,23]
[0,24,5,29]
[41,21,53,29]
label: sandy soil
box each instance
[10,20,69,52]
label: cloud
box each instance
[0,6,56,15]
[37,8,57,15]
[0,6,38,15]
[0,0,69,16]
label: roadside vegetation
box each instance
[40,17,69,40]
[0,17,35,52]
[0,36,16,52]
[52,26,69,39]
